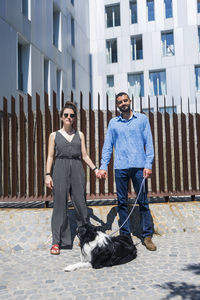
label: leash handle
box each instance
[109,177,146,237]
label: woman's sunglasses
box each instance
[63,113,75,118]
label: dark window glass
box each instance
[147,0,155,21]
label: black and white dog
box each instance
[64,223,137,272]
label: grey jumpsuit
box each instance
[51,131,88,247]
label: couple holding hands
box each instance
[45,92,156,255]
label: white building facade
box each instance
[89,0,200,113]
[0,0,90,111]
[1,0,200,113]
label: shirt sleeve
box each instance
[100,121,114,170]
[143,117,154,170]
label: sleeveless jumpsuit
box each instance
[51,131,88,247]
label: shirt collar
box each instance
[117,110,137,122]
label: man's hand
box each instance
[96,170,107,179]
[143,168,152,179]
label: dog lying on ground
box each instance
[64,223,137,272]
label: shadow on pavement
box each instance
[156,264,200,299]
[182,263,200,275]
[155,282,200,300]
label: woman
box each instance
[45,101,98,255]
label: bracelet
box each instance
[92,167,98,172]
[46,173,51,176]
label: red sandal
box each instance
[50,244,60,255]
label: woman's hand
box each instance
[45,175,54,189]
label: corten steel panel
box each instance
[71,90,74,102]
[149,111,157,193]
[0,109,2,194]
[181,113,189,191]
[89,93,96,195]
[165,112,173,192]
[173,113,181,192]
[195,113,200,189]
[53,91,59,131]
[140,97,143,113]
[19,96,26,197]
[61,91,64,108]
[44,93,52,197]
[115,99,120,117]
[98,94,105,195]
[107,96,114,195]
[36,94,43,197]
[27,95,34,197]
[3,98,9,197]
[11,97,17,197]
[157,112,165,193]
[80,93,87,189]
[188,113,196,191]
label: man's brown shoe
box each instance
[143,237,157,251]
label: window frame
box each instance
[149,70,167,96]
[161,30,175,56]
[128,72,144,98]
[164,0,173,19]
[106,39,118,64]
[131,35,143,60]
[105,3,121,28]
[198,0,200,13]
[147,0,155,22]
[130,0,138,24]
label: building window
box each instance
[22,0,30,19]
[53,8,61,50]
[147,0,155,21]
[18,43,30,93]
[106,39,118,63]
[128,73,144,98]
[131,35,143,60]
[164,0,173,18]
[107,75,115,100]
[159,106,176,114]
[130,1,137,24]
[105,4,120,28]
[195,66,200,91]
[198,0,200,13]
[149,70,167,96]
[71,16,75,46]
[71,0,74,5]
[161,31,174,56]
[72,59,75,89]
[44,59,49,94]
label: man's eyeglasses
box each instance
[116,98,129,105]
[63,113,75,118]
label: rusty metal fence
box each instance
[0,92,200,203]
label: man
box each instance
[97,92,156,251]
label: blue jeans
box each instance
[115,168,153,238]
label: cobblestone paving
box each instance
[0,232,200,300]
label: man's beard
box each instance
[119,104,131,113]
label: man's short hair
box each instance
[115,92,130,102]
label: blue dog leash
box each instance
[109,177,146,237]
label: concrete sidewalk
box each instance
[0,232,200,300]
[0,201,200,299]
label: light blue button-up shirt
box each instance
[100,111,154,170]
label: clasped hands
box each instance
[95,169,107,179]
[95,168,152,180]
